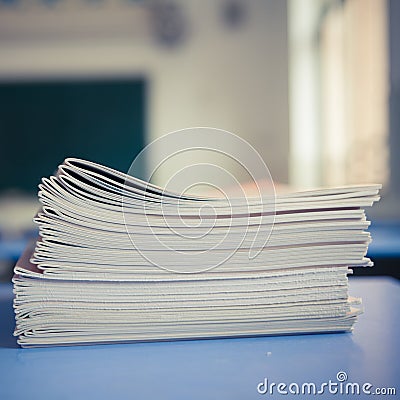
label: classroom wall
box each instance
[0,0,289,187]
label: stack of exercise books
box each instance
[13,158,381,347]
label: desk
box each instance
[0,277,399,400]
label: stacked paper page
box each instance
[13,158,381,347]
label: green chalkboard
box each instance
[0,79,146,193]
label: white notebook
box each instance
[13,158,381,347]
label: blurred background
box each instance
[0,0,398,280]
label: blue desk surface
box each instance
[0,277,399,400]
